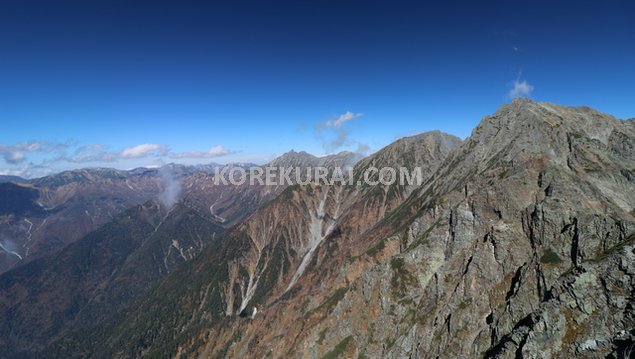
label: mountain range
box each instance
[0,99,633,358]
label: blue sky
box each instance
[1,0,633,177]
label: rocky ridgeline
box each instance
[1,100,632,359]
[185,100,633,358]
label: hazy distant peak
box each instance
[267,149,361,168]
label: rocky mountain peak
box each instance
[457,99,633,179]
[266,150,318,167]
[267,149,361,168]
[484,99,625,135]
[354,130,462,174]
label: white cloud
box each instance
[0,141,69,164]
[4,151,26,164]
[0,167,26,176]
[0,140,237,178]
[324,111,363,128]
[170,145,236,159]
[66,144,117,163]
[508,79,534,98]
[315,111,364,152]
[120,143,169,158]
[208,145,232,156]
[355,143,372,156]
[0,163,55,179]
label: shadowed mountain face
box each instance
[0,200,225,358]
[0,176,26,184]
[0,166,242,273]
[1,100,634,359]
[0,168,165,274]
[0,183,45,217]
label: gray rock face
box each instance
[310,99,635,359]
[257,100,635,359]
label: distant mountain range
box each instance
[0,176,26,184]
[0,153,357,275]
[0,100,633,358]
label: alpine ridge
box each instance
[1,100,633,359]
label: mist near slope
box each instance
[0,236,23,260]
[158,167,182,209]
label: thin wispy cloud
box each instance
[170,145,236,159]
[0,141,69,164]
[323,111,363,129]
[67,144,118,163]
[355,143,371,156]
[3,151,26,164]
[0,140,237,178]
[316,111,366,153]
[120,143,169,159]
[508,75,534,98]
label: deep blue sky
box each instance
[1,0,633,177]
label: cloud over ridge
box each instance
[316,111,366,153]
[121,143,169,159]
[508,78,534,98]
[170,145,236,159]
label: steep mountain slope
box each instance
[55,99,635,359]
[0,199,225,358]
[0,151,362,358]
[44,131,461,358]
[0,183,45,217]
[250,99,633,359]
[0,176,26,184]
[291,99,635,359]
[181,151,361,227]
